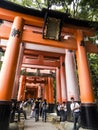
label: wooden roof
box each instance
[0,0,98,30]
[0,0,98,87]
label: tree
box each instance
[88,53,98,99]
[7,0,98,21]
[0,51,4,70]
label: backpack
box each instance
[42,102,48,111]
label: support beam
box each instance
[0,25,98,53]
[22,57,60,67]
[17,76,26,101]
[60,55,67,102]
[85,41,98,53]
[0,24,77,50]
[56,67,62,103]
[0,16,24,130]
[76,30,98,129]
[0,7,95,37]
[65,50,80,101]
[12,42,25,99]
[22,64,56,70]
[24,49,64,57]
[0,8,43,27]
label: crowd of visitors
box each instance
[10,97,81,130]
[10,97,48,122]
[56,101,67,122]
[29,98,48,122]
[10,99,27,122]
[56,97,81,130]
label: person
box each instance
[34,98,40,122]
[60,101,67,122]
[39,98,43,117]
[70,97,81,130]
[10,99,17,122]
[56,102,61,116]
[41,99,48,122]
[16,101,27,121]
[29,99,35,118]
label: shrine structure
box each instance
[0,0,98,130]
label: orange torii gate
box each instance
[0,0,98,130]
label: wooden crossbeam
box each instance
[0,24,97,53]
[0,8,43,27]
[22,64,56,70]
[0,21,98,53]
[24,49,64,57]
[22,57,60,67]
[0,7,95,37]
[0,24,77,50]
[85,41,98,53]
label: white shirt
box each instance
[70,102,80,112]
[60,103,67,112]
[57,105,61,111]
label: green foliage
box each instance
[20,0,33,7]
[0,52,4,70]
[88,53,98,99]
[7,0,98,21]
[53,79,56,103]
[7,0,20,4]
[79,0,98,21]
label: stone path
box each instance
[24,117,58,130]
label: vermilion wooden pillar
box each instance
[65,49,80,101]
[0,16,24,129]
[12,42,25,99]
[48,77,55,112]
[41,84,45,100]
[65,49,80,121]
[17,75,26,101]
[48,77,54,104]
[44,78,49,103]
[60,55,67,102]
[38,85,41,98]
[56,67,62,103]
[50,78,54,103]
[76,30,98,129]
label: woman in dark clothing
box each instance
[34,99,40,122]
[42,99,48,122]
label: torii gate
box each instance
[0,0,98,130]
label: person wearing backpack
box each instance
[70,97,81,130]
[34,98,40,122]
[42,99,48,122]
[60,101,67,122]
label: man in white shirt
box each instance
[17,101,27,121]
[70,97,81,130]
[60,101,67,122]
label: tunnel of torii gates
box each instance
[0,0,98,130]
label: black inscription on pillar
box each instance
[62,62,65,66]
[68,50,73,52]
[80,40,85,46]
[11,28,21,38]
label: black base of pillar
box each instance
[0,101,11,130]
[67,101,73,121]
[48,104,55,113]
[81,103,98,129]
